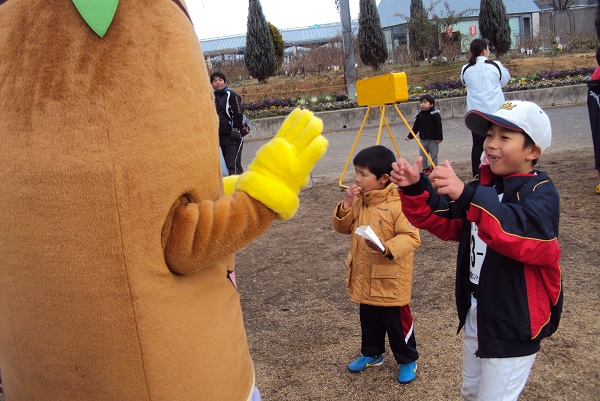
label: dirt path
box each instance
[235,104,600,400]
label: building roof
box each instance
[281,21,358,45]
[200,35,246,55]
[377,0,542,28]
[200,21,358,56]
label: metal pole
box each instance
[339,0,357,100]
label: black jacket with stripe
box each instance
[214,87,243,136]
[399,165,562,358]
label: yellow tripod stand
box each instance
[338,102,436,188]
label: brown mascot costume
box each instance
[0,0,328,399]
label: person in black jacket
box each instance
[211,72,244,175]
[404,94,443,175]
[391,101,562,401]
[586,46,600,194]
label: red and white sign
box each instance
[445,26,453,38]
[470,25,477,36]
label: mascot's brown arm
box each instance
[162,109,327,275]
[163,192,275,275]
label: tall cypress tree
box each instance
[267,22,285,71]
[479,0,511,57]
[409,0,425,55]
[408,0,436,63]
[357,0,388,70]
[245,0,276,82]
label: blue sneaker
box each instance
[398,361,417,383]
[347,354,384,372]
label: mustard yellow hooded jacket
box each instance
[333,185,421,306]
[0,1,327,400]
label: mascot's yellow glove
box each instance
[235,108,328,220]
[223,175,238,195]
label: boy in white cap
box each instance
[389,100,563,400]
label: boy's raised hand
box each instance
[391,156,423,187]
[343,183,361,209]
[428,160,465,200]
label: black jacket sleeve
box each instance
[408,113,420,140]
[433,111,443,141]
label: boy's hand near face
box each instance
[343,183,362,209]
[428,160,465,200]
[391,156,423,187]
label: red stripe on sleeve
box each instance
[401,191,463,241]
[467,205,560,266]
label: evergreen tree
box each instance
[409,0,425,54]
[357,0,388,70]
[479,0,511,57]
[245,0,276,82]
[267,22,285,71]
[408,0,436,64]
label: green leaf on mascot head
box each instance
[72,0,119,38]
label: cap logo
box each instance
[499,102,516,110]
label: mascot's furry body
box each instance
[0,1,327,399]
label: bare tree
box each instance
[538,0,576,10]
[304,39,345,74]
[400,1,474,65]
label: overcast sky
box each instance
[187,0,364,40]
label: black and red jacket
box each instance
[399,165,563,358]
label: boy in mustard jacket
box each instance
[333,145,421,384]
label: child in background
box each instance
[404,94,443,174]
[333,145,421,384]
[391,101,562,400]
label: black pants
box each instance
[219,134,244,175]
[359,303,418,365]
[471,132,485,178]
[587,86,600,171]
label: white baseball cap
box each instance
[465,101,552,151]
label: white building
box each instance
[377,0,543,58]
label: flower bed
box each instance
[243,67,595,120]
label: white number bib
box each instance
[470,223,485,285]
[469,193,503,285]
